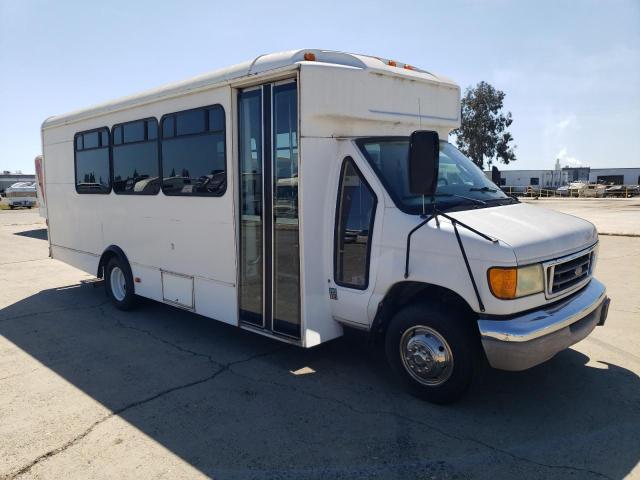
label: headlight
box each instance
[488,264,544,299]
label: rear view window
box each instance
[160,105,226,196]
[74,128,111,194]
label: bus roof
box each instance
[42,49,458,129]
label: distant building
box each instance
[589,168,640,186]
[492,169,568,189]
[0,173,35,194]
[562,167,590,182]
[486,166,640,189]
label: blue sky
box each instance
[1,0,638,173]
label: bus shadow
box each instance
[1,283,638,479]
[13,227,48,240]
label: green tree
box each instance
[452,81,516,170]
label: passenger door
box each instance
[237,80,301,339]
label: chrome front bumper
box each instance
[478,278,609,371]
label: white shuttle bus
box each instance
[41,50,609,403]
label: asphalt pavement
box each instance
[1,208,639,479]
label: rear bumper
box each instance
[478,278,609,371]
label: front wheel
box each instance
[105,257,137,310]
[385,302,478,404]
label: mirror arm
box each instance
[451,220,486,312]
[403,208,498,313]
[403,215,433,279]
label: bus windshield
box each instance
[356,138,511,214]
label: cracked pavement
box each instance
[1,210,639,479]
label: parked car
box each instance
[3,181,37,209]
[605,185,640,197]
[583,183,606,198]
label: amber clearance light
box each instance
[488,267,517,299]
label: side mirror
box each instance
[408,130,439,196]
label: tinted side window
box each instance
[334,157,377,289]
[112,118,160,195]
[160,105,226,196]
[74,128,111,194]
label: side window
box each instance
[112,118,160,195]
[160,105,226,196]
[74,128,111,194]
[334,157,377,289]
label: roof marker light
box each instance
[303,52,316,61]
[387,60,397,67]
[404,64,414,71]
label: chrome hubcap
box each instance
[110,266,126,302]
[400,326,453,386]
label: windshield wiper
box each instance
[469,186,498,193]
[435,193,487,206]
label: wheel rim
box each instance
[110,266,127,302]
[399,326,454,386]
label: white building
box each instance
[496,169,568,189]
[589,168,640,186]
[486,166,640,189]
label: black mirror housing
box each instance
[408,130,439,196]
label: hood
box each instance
[449,203,597,264]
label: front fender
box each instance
[369,212,520,320]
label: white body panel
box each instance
[161,271,194,309]
[44,83,238,327]
[41,49,600,349]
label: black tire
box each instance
[104,257,137,310]
[385,302,479,404]
[9,205,14,210]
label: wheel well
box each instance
[97,245,131,279]
[370,282,477,344]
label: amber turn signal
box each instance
[303,52,316,61]
[488,267,517,299]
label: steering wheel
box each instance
[437,177,449,186]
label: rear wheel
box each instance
[385,302,478,404]
[105,257,136,310]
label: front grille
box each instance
[546,248,594,298]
